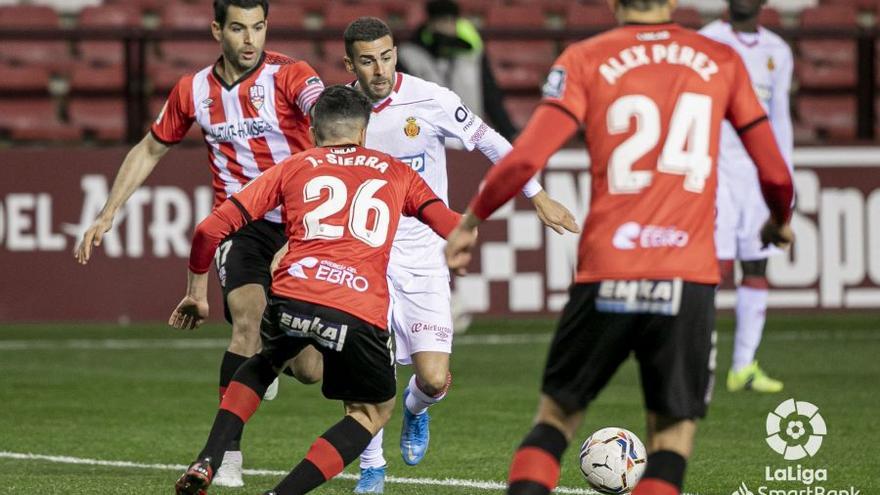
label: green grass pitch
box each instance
[0,314,877,494]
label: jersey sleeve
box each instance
[432,87,486,152]
[724,49,768,130]
[229,162,287,221]
[278,61,325,116]
[769,44,794,168]
[540,44,589,123]
[150,75,195,145]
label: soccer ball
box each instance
[578,427,647,494]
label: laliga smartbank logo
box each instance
[732,399,861,495]
[765,398,826,460]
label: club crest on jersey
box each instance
[404,117,420,138]
[249,84,265,111]
[768,56,776,71]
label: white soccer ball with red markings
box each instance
[578,427,647,494]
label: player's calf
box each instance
[272,414,381,494]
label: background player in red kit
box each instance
[170,85,463,495]
[73,0,324,485]
[445,1,794,494]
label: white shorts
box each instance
[715,171,781,261]
[387,268,453,365]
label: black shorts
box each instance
[214,219,287,323]
[260,295,396,403]
[542,280,716,419]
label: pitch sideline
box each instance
[0,450,607,494]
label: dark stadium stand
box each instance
[0,0,878,144]
[797,95,858,140]
[0,99,78,141]
[486,40,557,91]
[485,4,548,28]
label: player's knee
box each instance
[286,348,323,384]
[416,370,450,397]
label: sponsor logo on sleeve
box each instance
[542,67,567,99]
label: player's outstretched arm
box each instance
[75,133,170,264]
[446,104,579,273]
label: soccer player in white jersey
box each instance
[338,17,578,493]
[700,0,793,393]
[74,0,325,487]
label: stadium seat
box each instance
[269,41,319,61]
[0,5,60,27]
[823,0,879,12]
[320,40,347,63]
[486,41,556,90]
[312,59,353,86]
[672,7,703,28]
[69,98,127,141]
[796,6,858,88]
[759,8,783,29]
[77,5,142,67]
[565,4,617,29]
[29,0,101,15]
[0,99,79,141]
[0,5,70,73]
[158,41,220,72]
[503,95,541,131]
[69,64,125,92]
[105,0,164,15]
[485,5,547,28]
[321,4,386,29]
[265,4,306,29]
[160,3,214,29]
[0,65,51,92]
[796,96,857,140]
[509,0,573,15]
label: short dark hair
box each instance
[311,85,372,143]
[426,0,460,19]
[213,0,269,27]
[343,17,393,58]
[618,0,668,11]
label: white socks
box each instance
[359,429,386,469]
[358,374,449,469]
[405,374,445,416]
[732,286,769,371]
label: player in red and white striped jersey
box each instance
[74,0,324,487]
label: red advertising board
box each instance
[1,146,878,322]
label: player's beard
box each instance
[365,76,393,101]
[223,44,260,75]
